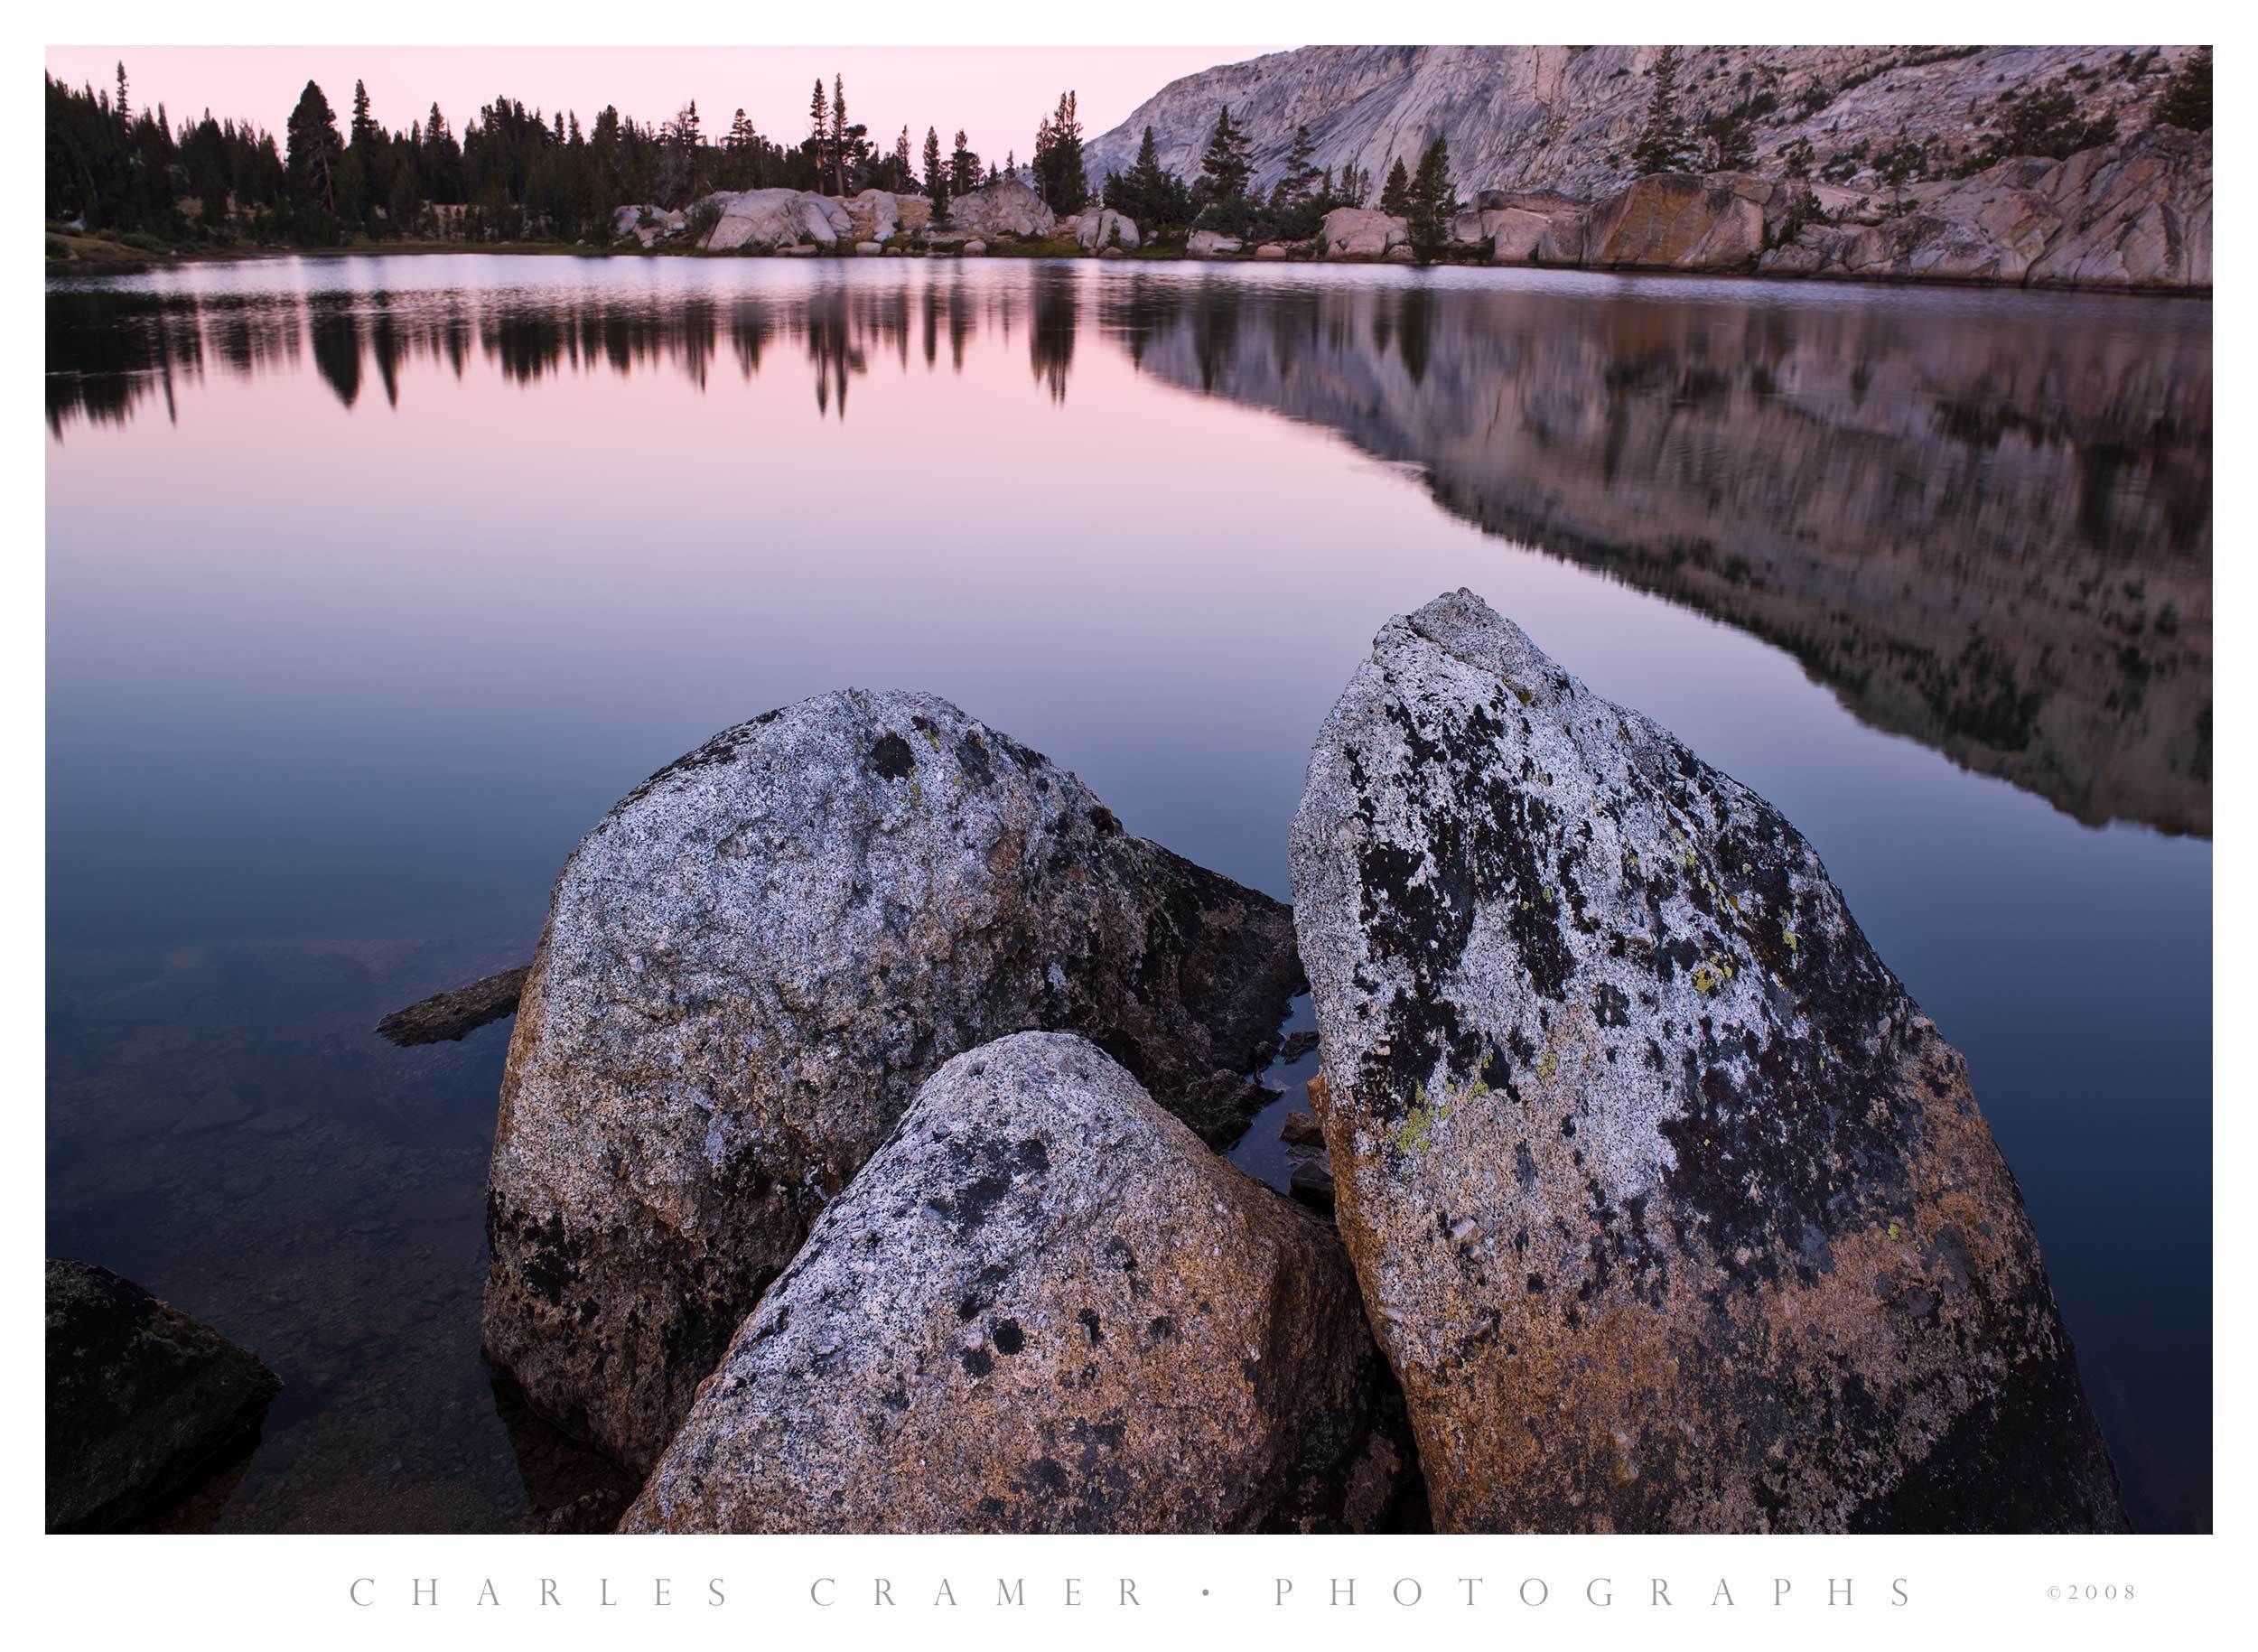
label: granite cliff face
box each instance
[1087,45,2204,204]
[1106,277,2209,835]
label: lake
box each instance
[45,253,2211,1532]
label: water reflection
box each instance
[50,263,2209,836]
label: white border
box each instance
[14,6,2242,1645]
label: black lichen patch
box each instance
[868,733,916,779]
[992,1318,1026,1355]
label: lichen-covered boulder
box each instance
[1287,589,2125,1533]
[485,690,1301,1470]
[944,178,1057,239]
[621,1033,1407,1532]
[47,1259,280,1531]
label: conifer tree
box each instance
[1378,156,1412,216]
[285,79,341,224]
[922,125,948,214]
[1274,123,1321,210]
[949,129,978,197]
[807,79,830,192]
[1630,45,1697,174]
[1405,135,1458,250]
[1197,105,1254,203]
[2152,46,2213,132]
[1031,89,1087,213]
[831,76,849,194]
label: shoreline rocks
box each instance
[1287,588,2125,1531]
[944,178,1058,240]
[622,1032,1410,1533]
[482,690,1301,1471]
[47,1259,281,1532]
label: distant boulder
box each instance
[622,1033,1410,1533]
[47,1259,280,1531]
[843,189,900,245]
[1320,208,1409,259]
[946,178,1058,239]
[700,189,854,251]
[1077,209,1140,250]
[1187,229,1243,257]
[1288,589,2126,1532]
[483,691,1302,1471]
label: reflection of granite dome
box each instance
[1116,278,2210,836]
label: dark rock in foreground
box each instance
[622,1033,1407,1532]
[485,690,1301,1471]
[376,965,530,1046]
[1288,589,2125,1532]
[46,1259,280,1532]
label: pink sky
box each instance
[43,45,1283,170]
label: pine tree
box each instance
[1404,136,1458,249]
[285,79,341,224]
[949,129,978,197]
[115,62,130,135]
[808,79,830,193]
[1031,89,1087,213]
[892,125,912,187]
[830,75,849,195]
[1378,156,1412,216]
[1274,123,1321,209]
[922,125,948,214]
[1631,46,1697,174]
[350,79,378,145]
[2152,46,2213,132]
[1197,105,1253,203]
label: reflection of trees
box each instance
[47,270,1046,433]
[1028,266,1077,403]
[307,298,362,409]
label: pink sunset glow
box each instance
[42,44,1283,170]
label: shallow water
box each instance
[46,254,2210,1531]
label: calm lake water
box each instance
[46,254,2211,1532]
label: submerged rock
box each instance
[375,965,530,1046]
[622,1033,1406,1532]
[484,690,1300,1470]
[1287,589,2125,1533]
[47,1259,280,1531]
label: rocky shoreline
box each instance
[46,584,2132,1529]
[575,121,2211,295]
[234,592,2130,1535]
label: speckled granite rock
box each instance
[484,691,1300,1471]
[47,1259,280,1531]
[622,1032,1407,1532]
[1287,589,2125,1533]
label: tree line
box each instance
[47,63,1105,245]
